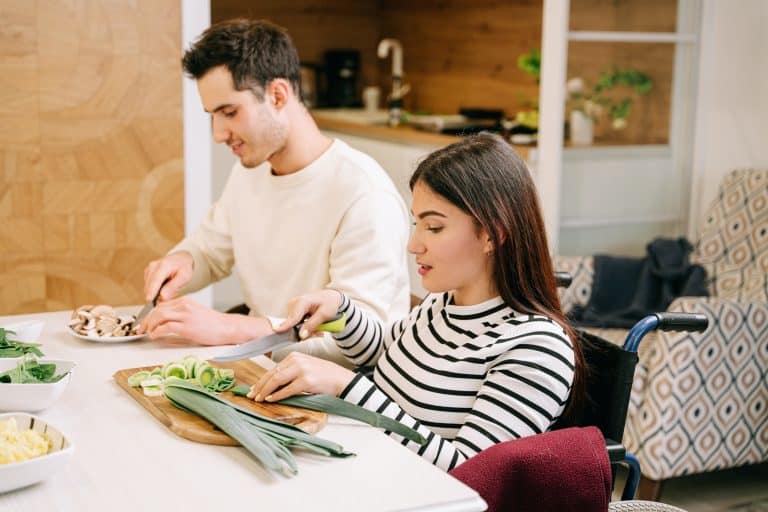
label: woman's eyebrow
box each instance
[413,210,447,219]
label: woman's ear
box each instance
[482,231,495,255]
[483,228,505,255]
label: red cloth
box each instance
[449,426,611,512]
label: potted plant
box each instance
[511,49,541,141]
[566,68,653,145]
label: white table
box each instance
[0,309,486,512]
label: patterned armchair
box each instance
[554,169,768,499]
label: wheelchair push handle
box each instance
[554,271,573,289]
[655,312,709,332]
[624,312,710,352]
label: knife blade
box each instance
[135,277,171,324]
[211,312,346,362]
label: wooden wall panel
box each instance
[213,0,381,103]
[0,0,184,315]
[212,0,673,145]
[569,0,677,32]
[567,0,677,145]
[567,41,674,145]
[379,0,542,117]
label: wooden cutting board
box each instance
[114,360,327,446]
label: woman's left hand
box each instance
[248,352,356,402]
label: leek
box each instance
[278,394,426,445]
[164,379,353,476]
[230,384,425,445]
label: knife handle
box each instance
[152,277,172,306]
[292,312,346,338]
[317,312,346,333]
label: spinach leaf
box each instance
[0,356,68,383]
[0,328,44,358]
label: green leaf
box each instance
[278,394,427,445]
[517,48,541,80]
[163,380,355,476]
[0,356,67,383]
[0,328,44,359]
[231,384,251,396]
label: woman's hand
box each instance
[275,289,344,339]
[247,352,356,402]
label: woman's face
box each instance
[407,182,497,306]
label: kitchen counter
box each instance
[0,309,486,512]
[312,109,531,160]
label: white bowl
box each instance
[0,360,75,412]
[0,412,74,493]
[1,319,45,343]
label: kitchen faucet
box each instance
[377,38,408,126]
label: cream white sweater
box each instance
[174,139,410,327]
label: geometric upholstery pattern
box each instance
[554,168,768,486]
[553,254,594,314]
[692,169,768,302]
[624,296,768,480]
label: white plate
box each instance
[0,412,74,493]
[67,326,144,343]
[0,360,75,412]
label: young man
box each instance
[139,19,410,360]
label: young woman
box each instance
[249,132,585,471]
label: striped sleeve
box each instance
[333,294,408,367]
[339,325,574,472]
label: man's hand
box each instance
[137,297,271,346]
[143,252,195,303]
[247,352,356,402]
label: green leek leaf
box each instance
[278,394,426,445]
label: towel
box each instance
[449,426,611,512]
[570,237,708,328]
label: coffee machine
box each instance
[322,50,360,108]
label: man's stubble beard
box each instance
[241,117,288,169]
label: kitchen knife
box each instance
[135,277,171,324]
[211,312,346,362]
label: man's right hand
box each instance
[143,251,194,302]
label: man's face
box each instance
[197,66,287,168]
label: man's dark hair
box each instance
[182,19,301,101]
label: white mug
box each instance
[363,86,381,112]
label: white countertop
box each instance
[0,309,486,512]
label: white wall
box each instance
[181,0,212,307]
[689,0,768,233]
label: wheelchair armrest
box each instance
[606,438,626,464]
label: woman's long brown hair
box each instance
[409,132,585,421]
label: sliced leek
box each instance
[127,370,151,387]
[127,356,235,396]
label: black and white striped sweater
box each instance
[335,292,575,471]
